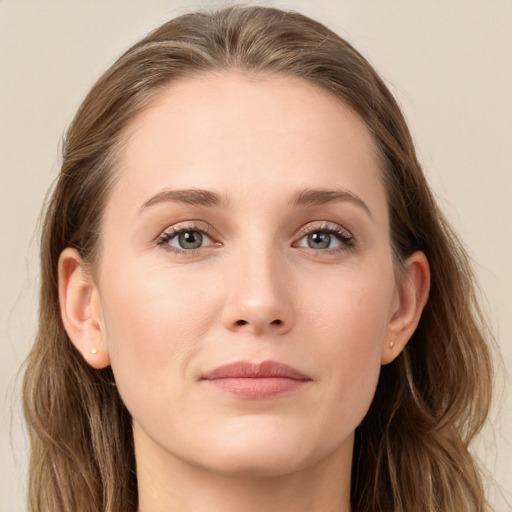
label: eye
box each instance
[301,231,340,250]
[294,223,354,251]
[157,224,216,254]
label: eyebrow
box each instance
[139,188,230,213]
[139,186,372,218]
[289,188,372,218]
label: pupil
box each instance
[308,232,330,249]
[179,231,203,249]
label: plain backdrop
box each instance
[1,1,511,510]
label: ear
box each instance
[381,251,430,365]
[58,247,110,369]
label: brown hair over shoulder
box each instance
[22,6,493,512]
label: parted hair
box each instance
[23,5,493,511]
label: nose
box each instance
[221,244,295,336]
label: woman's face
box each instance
[90,73,405,476]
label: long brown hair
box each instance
[23,6,493,511]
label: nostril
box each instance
[233,318,283,328]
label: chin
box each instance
[186,420,340,478]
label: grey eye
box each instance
[297,230,343,250]
[180,231,202,249]
[168,230,212,250]
[307,232,332,249]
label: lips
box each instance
[201,360,311,399]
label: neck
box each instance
[135,426,353,512]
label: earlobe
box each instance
[58,247,110,369]
[381,251,430,365]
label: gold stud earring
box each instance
[90,348,98,355]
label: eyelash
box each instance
[156,223,214,256]
[156,221,355,256]
[295,222,355,253]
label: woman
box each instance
[22,5,493,512]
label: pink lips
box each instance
[201,360,311,399]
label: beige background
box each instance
[1,1,511,510]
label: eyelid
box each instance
[155,220,355,257]
[293,221,355,251]
[296,221,353,239]
[156,221,220,255]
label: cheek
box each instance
[98,262,222,417]
[102,257,218,342]
[299,266,393,422]
[302,262,393,351]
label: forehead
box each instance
[110,72,385,215]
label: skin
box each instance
[59,72,430,512]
